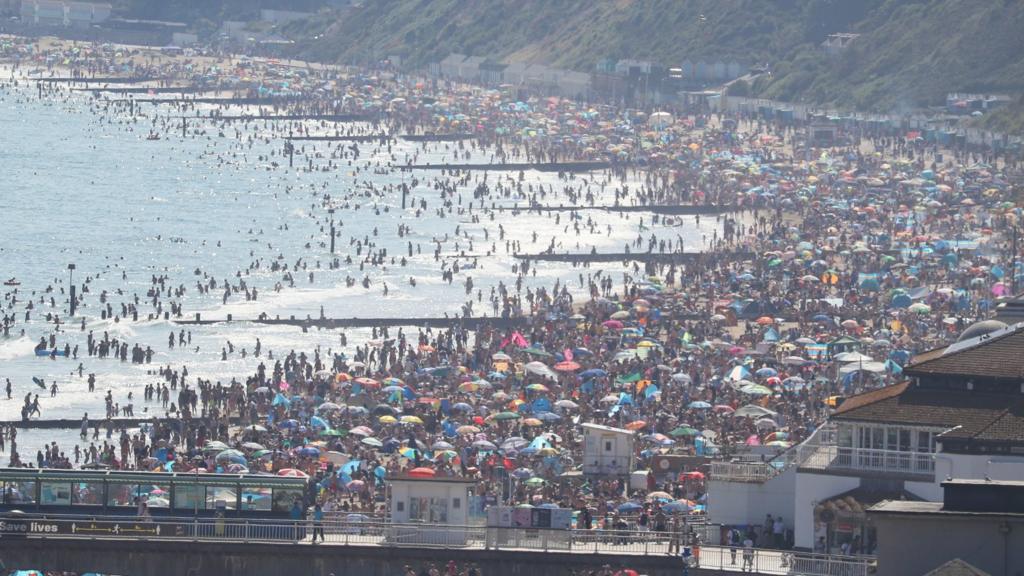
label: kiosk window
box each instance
[71,482,103,506]
[41,482,71,506]
[5,481,36,504]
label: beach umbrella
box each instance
[349,425,374,436]
[354,377,380,388]
[379,415,398,424]
[617,501,642,513]
[492,411,521,421]
[473,440,497,450]
[687,401,712,409]
[216,449,246,464]
[536,411,561,422]
[734,404,777,418]
[244,425,267,433]
[277,469,308,478]
[524,361,558,380]
[512,467,534,479]
[555,399,579,409]
[579,368,608,379]
[501,437,529,450]
[361,437,384,448]
[670,426,699,437]
[400,415,424,425]
[625,420,647,431]
[524,477,546,487]
[646,491,673,501]
[408,467,436,478]
[241,442,265,451]
[492,352,512,361]
[662,500,694,513]
[740,383,773,396]
[203,441,229,453]
[456,425,480,435]
[554,361,581,371]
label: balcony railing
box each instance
[710,461,780,483]
[799,445,935,477]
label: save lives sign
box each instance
[0,519,187,538]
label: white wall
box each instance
[708,465,797,530]
[793,472,860,550]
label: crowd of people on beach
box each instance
[0,36,1021,563]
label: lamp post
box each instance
[329,208,336,254]
[67,264,77,317]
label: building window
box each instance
[917,431,934,453]
[453,497,461,510]
[605,441,613,452]
[40,482,71,506]
[898,429,911,452]
[410,497,448,523]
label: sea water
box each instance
[0,82,718,458]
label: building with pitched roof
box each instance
[709,321,1024,554]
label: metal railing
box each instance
[798,444,935,477]
[711,424,836,484]
[697,546,872,576]
[711,461,780,482]
[3,513,875,576]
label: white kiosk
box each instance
[582,422,635,477]
[387,475,478,546]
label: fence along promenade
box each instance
[0,513,873,576]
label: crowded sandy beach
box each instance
[0,34,1022,574]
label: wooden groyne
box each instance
[288,134,393,143]
[111,96,310,105]
[401,133,475,142]
[400,161,612,172]
[77,86,215,94]
[515,251,756,263]
[2,416,241,430]
[35,76,155,84]
[173,113,375,123]
[173,315,529,330]
[286,133,476,143]
[503,204,739,215]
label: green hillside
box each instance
[292,0,1023,115]
[114,0,1024,127]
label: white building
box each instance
[260,9,312,24]
[21,0,110,26]
[709,320,1024,553]
[387,475,478,545]
[438,53,467,79]
[582,423,635,477]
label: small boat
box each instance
[3,278,19,286]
